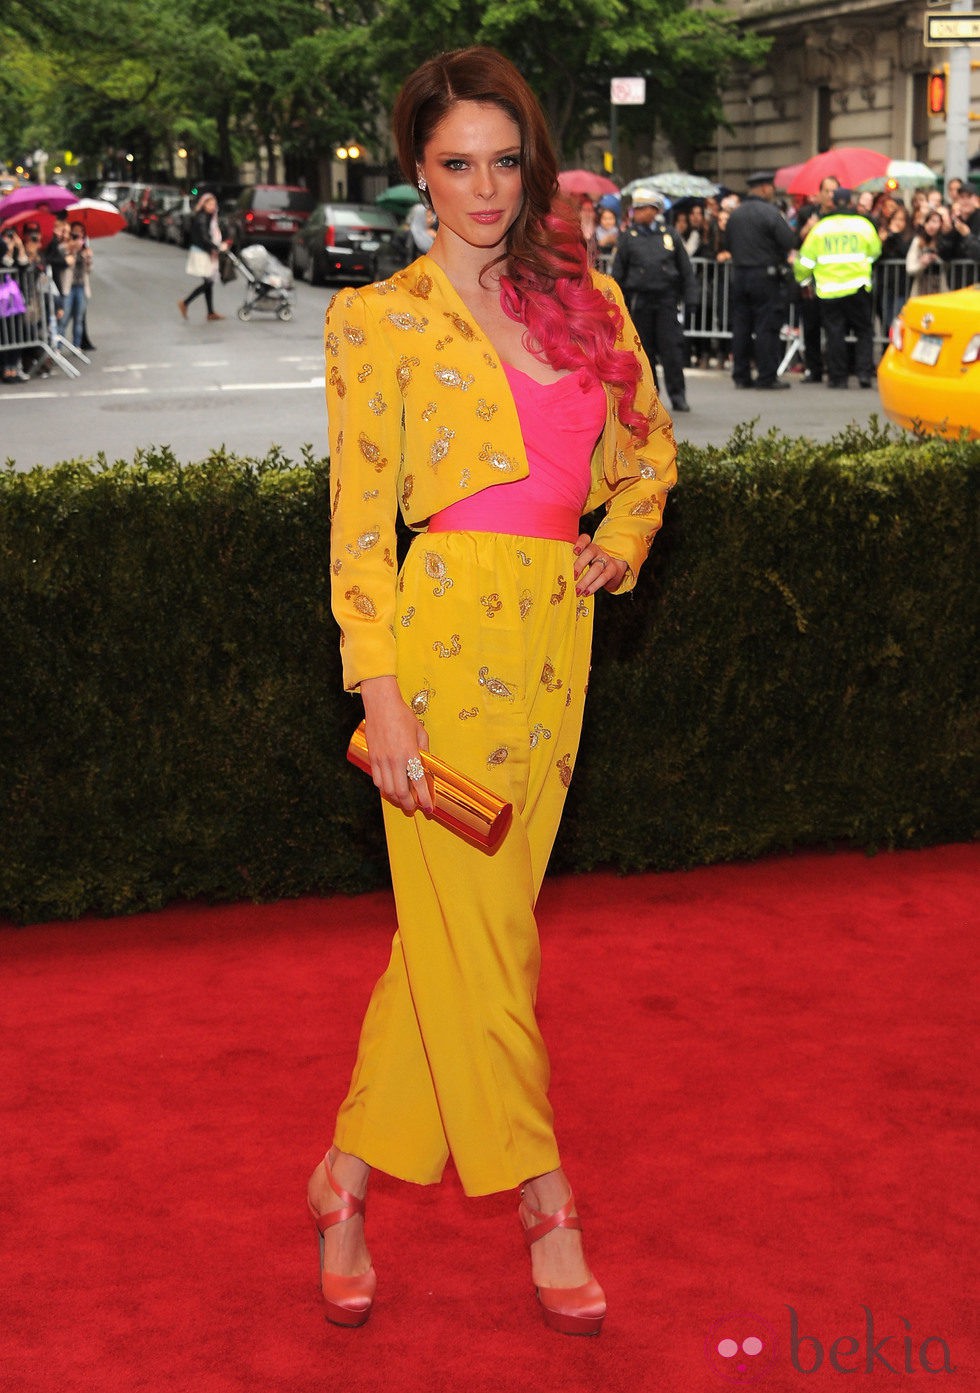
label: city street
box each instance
[2,232,891,470]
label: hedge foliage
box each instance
[1,425,976,923]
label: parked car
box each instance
[228,184,314,252]
[877,285,980,440]
[118,183,149,232]
[162,194,195,248]
[94,181,131,208]
[131,184,182,237]
[289,203,400,285]
[145,188,183,241]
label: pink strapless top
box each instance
[427,362,606,542]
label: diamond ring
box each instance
[406,755,425,782]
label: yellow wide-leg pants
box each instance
[334,531,595,1196]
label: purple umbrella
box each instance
[0,183,79,221]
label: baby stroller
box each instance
[227,245,294,322]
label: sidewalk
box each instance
[673,363,887,448]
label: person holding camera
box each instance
[61,221,93,350]
[906,209,949,299]
[724,170,797,390]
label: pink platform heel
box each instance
[307,1152,377,1327]
[519,1188,606,1336]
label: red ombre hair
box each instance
[392,47,648,443]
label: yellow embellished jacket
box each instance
[326,255,677,691]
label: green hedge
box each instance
[1,425,976,923]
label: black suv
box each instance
[289,203,400,285]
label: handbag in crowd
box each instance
[347,721,513,851]
[0,275,27,318]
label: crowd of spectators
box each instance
[1,210,94,384]
[582,172,980,373]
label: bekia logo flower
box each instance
[705,1313,779,1381]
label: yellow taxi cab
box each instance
[877,285,980,440]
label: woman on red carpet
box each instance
[311,45,676,1335]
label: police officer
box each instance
[725,170,797,389]
[795,187,881,389]
[612,188,697,413]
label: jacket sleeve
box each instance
[591,279,678,593]
[325,289,405,692]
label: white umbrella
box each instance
[857,160,939,193]
[641,172,720,199]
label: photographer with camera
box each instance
[724,170,797,390]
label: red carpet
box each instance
[2,845,977,1393]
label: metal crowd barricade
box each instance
[0,265,89,379]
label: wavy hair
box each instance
[392,47,648,442]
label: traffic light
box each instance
[928,69,947,117]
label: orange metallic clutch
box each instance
[347,721,513,852]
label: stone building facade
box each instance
[692,0,980,187]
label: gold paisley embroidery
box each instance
[459,468,471,489]
[630,499,654,516]
[550,575,567,606]
[368,391,388,416]
[400,606,415,627]
[328,365,346,397]
[383,548,396,569]
[401,474,414,508]
[487,746,509,768]
[410,685,433,716]
[479,444,517,472]
[330,478,342,520]
[435,336,454,351]
[343,322,365,345]
[556,754,573,788]
[362,488,379,500]
[529,723,552,749]
[483,352,496,367]
[357,364,373,383]
[516,550,532,567]
[346,529,380,559]
[424,551,453,597]
[540,659,563,693]
[477,666,515,701]
[480,593,502,619]
[411,273,433,300]
[387,311,428,333]
[331,559,343,575]
[476,399,498,422]
[358,432,388,472]
[519,589,533,620]
[396,355,420,391]
[434,364,475,391]
[374,279,397,295]
[433,633,462,658]
[430,426,455,468]
[344,586,377,619]
[421,402,438,422]
[459,707,479,720]
[324,331,340,357]
[565,687,573,707]
[576,598,591,619]
[639,464,656,480]
[443,311,476,340]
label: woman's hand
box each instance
[572,534,628,596]
[360,675,434,815]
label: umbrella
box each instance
[0,182,78,221]
[558,169,619,198]
[376,184,423,213]
[774,161,806,192]
[856,160,938,193]
[65,198,126,238]
[645,171,719,199]
[784,148,889,197]
[0,206,56,241]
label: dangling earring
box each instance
[417,175,427,193]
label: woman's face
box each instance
[923,212,941,237]
[418,100,523,254]
[598,208,617,229]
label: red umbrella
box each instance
[0,206,56,241]
[558,169,619,199]
[785,148,890,197]
[774,161,805,192]
[0,182,78,221]
[65,198,126,238]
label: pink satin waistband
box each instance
[427,501,582,543]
